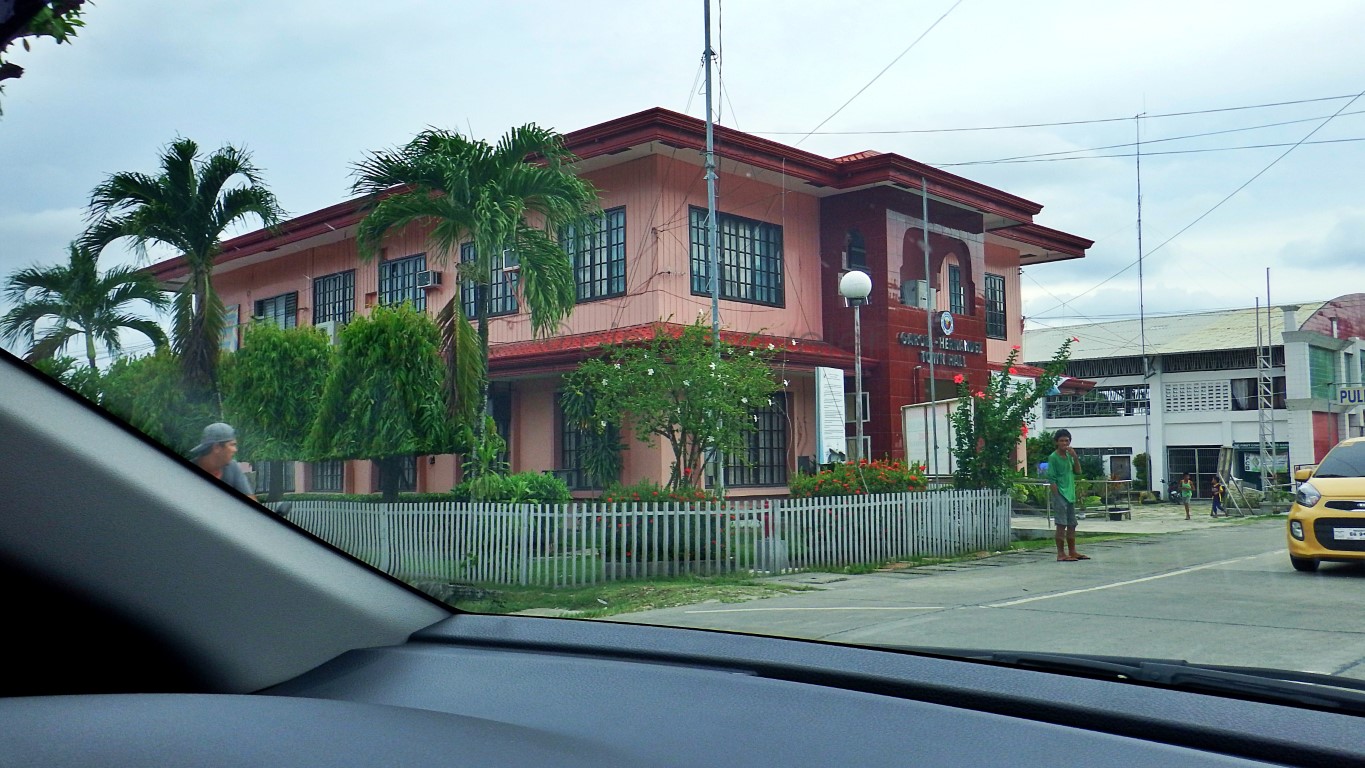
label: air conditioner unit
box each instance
[416,270,443,288]
[900,280,932,309]
[315,320,340,345]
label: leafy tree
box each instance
[0,1,87,110]
[561,320,780,491]
[30,354,103,401]
[220,322,334,502]
[1025,430,1057,477]
[83,138,286,393]
[305,303,457,503]
[350,125,600,437]
[99,348,220,456]
[1,242,168,367]
[949,341,1074,490]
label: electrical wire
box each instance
[794,0,966,146]
[936,136,1365,166]
[758,93,1360,136]
[1029,87,1365,319]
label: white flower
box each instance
[683,380,690,387]
[752,415,759,422]
[709,362,717,370]
[767,398,774,406]
[741,397,748,404]
[647,368,654,376]
[748,350,755,357]
[601,378,609,386]
[613,363,621,369]
[767,343,775,351]
[782,379,790,387]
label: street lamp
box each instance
[839,270,872,463]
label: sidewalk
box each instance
[1012,500,1281,536]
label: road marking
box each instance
[685,606,944,614]
[987,550,1285,608]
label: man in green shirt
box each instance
[1046,429,1088,562]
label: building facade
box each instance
[151,108,1091,495]
[1025,296,1365,498]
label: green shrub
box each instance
[451,471,571,503]
[789,459,927,498]
[600,479,718,503]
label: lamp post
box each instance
[839,270,872,463]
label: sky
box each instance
[2,0,1362,361]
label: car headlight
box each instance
[1296,482,1322,508]
[1290,520,1305,540]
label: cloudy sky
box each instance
[2,0,1362,360]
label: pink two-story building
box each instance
[150,107,1092,496]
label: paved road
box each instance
[611,519,1365,680]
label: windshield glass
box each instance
[4,1,1365,691]
[1314,443,1365,478]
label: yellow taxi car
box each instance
[1287,437,1365,572]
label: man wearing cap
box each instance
[191,422,254,495]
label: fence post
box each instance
[376,504,392,574]
[519,504,532,586]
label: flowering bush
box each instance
[600,479,720,503]
[949,342,1072,490]
[789,459,928,498]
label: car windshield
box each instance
[4,1,1365,695]
[1314,444,1365,478]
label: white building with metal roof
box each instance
[1024,296,1365,500]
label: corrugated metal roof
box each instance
[1023,302,1326,362]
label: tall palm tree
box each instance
[350,124,600,432]
[83,138,286,392]
[1,242,169,368]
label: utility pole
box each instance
[703,0,724,494]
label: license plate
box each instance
[1333,528,1365,541]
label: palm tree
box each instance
[350,125,600,432]
[83,138,286,392]
[1,242,169,368]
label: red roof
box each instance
[490,322,860,378]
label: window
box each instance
[689,207,784,307]
[1045,385,1150,419]
[1230,376,1286,410]
[370,456,417,493]
[726,394,788,487]
[1165,446,1221,499]
[557,402,611,490]
[947,264,964,315]
[313,270,355,325]
[379,253,426,311]
[1164,381,1231,412]
[310,460,344,492]
[1065,357,1146,378]
[984,273,1006,339]
[1310,346,1337,400]
[563,207,626,301]
[256,461,296,493]
[461,243,518,319]
[221,304,241,351]
[845,229,866,270]
[254,292,297,328]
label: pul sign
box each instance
[1337,385,1365,407]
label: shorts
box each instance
[1051,490,1078,528]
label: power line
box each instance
[935,108,1365,166]
[1025,86,1365,320]
[759,93,1359,136]
[937,136,1365,166]
[794,0,966,146]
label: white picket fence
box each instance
[275,489,1010,588]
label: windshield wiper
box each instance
[890,647,1365,715]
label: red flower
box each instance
[973,390,985,399]
[1012,344,1021,351]
[953,373,965,384]
[1070,336,1080,343]
[1020,424,1029,436]
[1008,367,1017,375]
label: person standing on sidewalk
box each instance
[1210,478,1226,517]
[1179,473,1194,520]
[1046,429,1089,562]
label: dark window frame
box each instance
[726,394,789,487]
[379,253,427,311]
[984,273,1007,339]
[563,207,626,302]
[370,456,417,494]
[948,264,965,315]
[461,243,519,319]
[312,269,355,325]
[689,207,784,307]
[253,291,298,328]
[309,460,344,493]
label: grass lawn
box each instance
[445,574,819,618]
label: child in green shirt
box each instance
[1046,429,1088,562]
